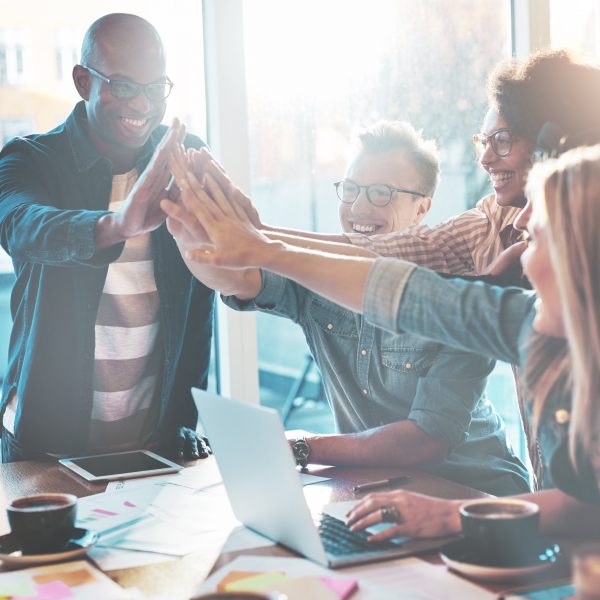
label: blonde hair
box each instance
[526,145,600,472]
[355,120,440,197]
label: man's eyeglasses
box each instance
[334,180,426,207]
[82,66,174,101]
[472,128,515,158]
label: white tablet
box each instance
[59,450,183,482]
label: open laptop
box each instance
[192,389,449,568]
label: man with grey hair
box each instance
[164,121,530,496]
[0,13,213,462]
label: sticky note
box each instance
[225,571,289,592]
[217,571,262,592]
[14,580,73,600]
[33,568,95,587]
[320,576,359,599]
[0,580,36,597]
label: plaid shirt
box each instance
[346,194,521,275]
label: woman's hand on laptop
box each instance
[346,490,463,541]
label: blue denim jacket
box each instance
[224,271,530,496]
[0,102,214,457]
[365,258,572,489]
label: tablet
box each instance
[59,450,183,482]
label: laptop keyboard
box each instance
[315,513,399,556]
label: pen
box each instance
[353,475,411,494]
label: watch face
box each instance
[294,441,310,460]
[295,446,310,460]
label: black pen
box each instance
[353,475,411,494]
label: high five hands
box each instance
[160,145,275,271]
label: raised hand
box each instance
[161,151,276,270]
[188,148,263,230]
[96,119,184,250]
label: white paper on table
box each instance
[77,490,154,536]
[196,555,399,599]
[101,484,237,555]
[300,472,331,486]
[220,525,274,553]
[106,517,232,556]
[105,456,223,492]
[88,545,178,571]
[342,556,496,599]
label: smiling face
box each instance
[74,23,167,169]
[478,108,535,208]
[520,208,565,338]
[338,149,431,235]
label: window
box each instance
[550,0,600,57]
[0,1,208,385]
[241,0,512,420]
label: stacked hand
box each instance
[160,145,274,270]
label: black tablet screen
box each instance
[70,452,171,477]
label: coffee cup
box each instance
[7,493,77,555]
[573,543,600,600]
[459,498,540,566]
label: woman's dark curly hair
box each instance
[487,49,600,147]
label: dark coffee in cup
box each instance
[459,498,540,567]
[7,493,77,555]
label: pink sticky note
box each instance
[320,576,358,599]
[14,581,74,600]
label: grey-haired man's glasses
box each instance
[82,65,173,101]
[334,179,426,207]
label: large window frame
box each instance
[203,0,552,402]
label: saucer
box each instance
[0,527,98,566]
[440,537,561,583]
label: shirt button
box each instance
[327,323,334,331]
[405,362,412,369]
[554,408,570,424]
[361,349,367,356]
[362,388,368,395]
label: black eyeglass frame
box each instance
[472,127,515,158]
[82,65,174,101]
[334,179,426,207]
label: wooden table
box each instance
[0,458,572,598]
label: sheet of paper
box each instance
[105,456,223,492]
[220,525,275,553]
[0,560,129,599]
[341,556,496,599]
[88,545,178,571]
[300,473,331,486]
[195,555,398,599]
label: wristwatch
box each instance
[292,436,311,472]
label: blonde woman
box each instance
[163,145,600,538]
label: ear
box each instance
[73,65,91,100]
[414,196,432,224]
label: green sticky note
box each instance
[0,578,36,597]
[226,572,290,592]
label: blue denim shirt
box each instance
[364,258,572,489]
[224,271,530,496]
[0,102,214,457]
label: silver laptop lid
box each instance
[193,389,327,565]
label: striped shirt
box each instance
[87,169,162,452]
[346,194,522,275]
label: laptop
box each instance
[192,389,449,568]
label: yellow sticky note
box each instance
[226,571,290,592]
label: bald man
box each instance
[0,14,214,462]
